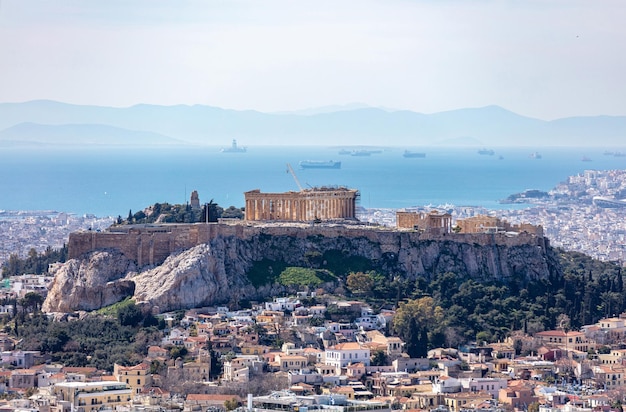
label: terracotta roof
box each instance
[140,387,170,396]
[100,376,118,381]
[185,336,207,342]
[328,342,363,350]
[116,362,149,371]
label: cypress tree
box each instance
[405,318,420,358]
[418,327,429,358]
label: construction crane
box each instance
[286,163,304,192]
[286,163,322,223]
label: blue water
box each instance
[1,145,625,217]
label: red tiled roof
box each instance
[101,376,118,381]
[329,342,362,350]
[116,362,149,371]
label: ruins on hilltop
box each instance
[396,210,543,237]
[396,210,453,234]
[67,188,546,267]
[456,215,544,236]
[244,187,359,222]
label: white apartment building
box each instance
[324,342,370,373]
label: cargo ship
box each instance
[403,150,426,158]
[221,139,247,153]
[299,160,341,169]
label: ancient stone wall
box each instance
[69,222,547,268]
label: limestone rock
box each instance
[130,243,254,312]
[42,249,137,312]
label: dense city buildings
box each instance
[0,211,113,269]
[2,292,626,410]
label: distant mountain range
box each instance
[1,100,625,147]
[0,122,182,146]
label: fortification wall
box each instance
[69,222,547,267]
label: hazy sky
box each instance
[1,1,625,120]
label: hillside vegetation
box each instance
[116,201,244,225]
[2,232,624,370]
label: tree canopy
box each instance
[119,202,244,225]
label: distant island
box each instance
[501,189,550,204]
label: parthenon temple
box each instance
[244,187,359,221]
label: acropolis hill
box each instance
[45,188,553,313]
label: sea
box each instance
[1,145,626,218]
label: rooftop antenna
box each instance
[286,163,304,192]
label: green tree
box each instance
[133,210,147,223]
[149,360,164,374]
[117,303,143,327]
[224,398,241,411]
[476,331,492,344]
[20,292,44,314]
[4,253,20,276]
[169,345,188,360]
[221,206,244,219]
[393,296,443,338]
[371,350,388,366]
[404,318,428,358]
[346,271,375,295]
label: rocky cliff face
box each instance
[43,226,557,313]
[42,249,137,312]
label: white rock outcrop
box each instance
[42,249,137,312]
[130,243,254,311]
